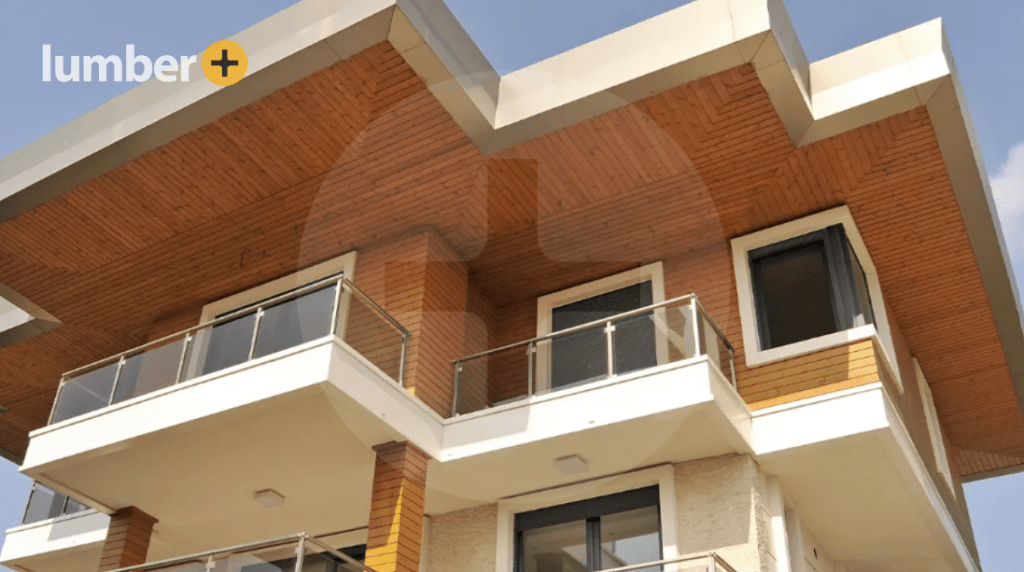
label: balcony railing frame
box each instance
[48,275,409,425]
[451,293,736,417]
[20,481,85,525]
[600,552,741,572]
[104,533,378,572]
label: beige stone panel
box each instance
[423,504,498,572]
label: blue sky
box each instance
[0,1,1021,570]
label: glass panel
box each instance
[199,313,258,376]
[343,292,405,382]
[549,327,609,391]
[600,506,661,572]
[611,312,658,376]
[23,485,66,524]
[51,362,119,423]
[550,282,653,389]
[454,344,530,415]
[522,520,588,572]
[64,496,89,516]
[303,542,370,572]
[113,338,188,404]
[752,241,837,349]
[254,285,336,359]
[847,242,875,327]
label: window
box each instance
[515,486,662,572]
[731,206,900,385]
[550,282,657,389]
[536,263,667,394]
[915,358,955,495]
[749,224,874,351]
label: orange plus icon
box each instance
[201,40,247,86]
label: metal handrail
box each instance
[51,275,410,424]
[450,292,737,417]
[104,533,380,572]
[453,293,709,365]
[598,551,741,572]
[62,273,346,380]
[21,481,79,525]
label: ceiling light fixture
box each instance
[253,489,286,508]
[554,455,589,475]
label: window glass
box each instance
[516,486,661,572]
[751,240,837,349]
[600,507,662,572]
[522,520,589,572]
[550,282,655,389]
[749,224,876,351]
[846,242,875,327]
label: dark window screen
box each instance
[751,241,838,349]
[550,282,655,389]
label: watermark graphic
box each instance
[41,41,248,86]
[201,40,248,86]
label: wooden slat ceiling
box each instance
[0,40,1019,475]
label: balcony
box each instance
[19,277,427,556]
[426,296,754,513]
[108,534,372,572]
[46,274,407,425]
[0,483,108,572]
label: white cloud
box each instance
[991,142,1024,288]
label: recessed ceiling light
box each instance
[253,489,285,508]
[554,455,588,475]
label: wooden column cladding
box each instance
[97,506,157,571]
[366,441,429,572]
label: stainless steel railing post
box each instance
[729,347,737,389]
[175,333,193,384]
[527,341,535,397]
[691,298,702,358]
[248,308,265,360]
[48,378,66,424]
[329,278,344,336]
[398,331,408,387]
[107,356,127,406]
[295,535,306,572]
[451,363,462,417]
[605,321,616,378]
[20,482,37,524]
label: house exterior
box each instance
[0,1,1021,572]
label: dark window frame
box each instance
[749,224,874,351]
[513,485,662,572]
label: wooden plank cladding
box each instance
[0,35,1019,475]
[97,506,157,571]
[366,442,429,572]
[745,340,883,410]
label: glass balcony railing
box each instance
[597,552,740,572]
[20,482,90,525]
[107,534,375,572]
[48,276,409,425]
[451,294,735,416]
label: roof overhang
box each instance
[1,0,1021,467]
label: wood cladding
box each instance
[366,442,428,572]
[744,340,881,410]
[97,506,157,571]
[0,39,1018,477]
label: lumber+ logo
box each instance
[42,41,248,86]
